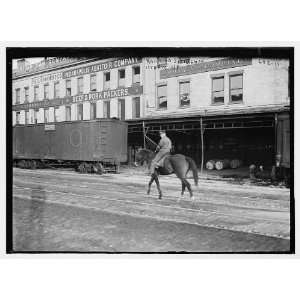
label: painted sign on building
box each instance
[160,58,252,79]
[31,72,62,86]
[12,85,143,111]
[62,58,141,79]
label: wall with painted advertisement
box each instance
[12,57,143,125]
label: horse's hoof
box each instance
[158,195,162,199]
[190,196,195,201]
[147,190,150,195]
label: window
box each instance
[77,77,84,95]
[25,110,30,124]
[77,103,83,120]
[16,111,21,124]
[157,84,167,109]
[103,101,110,118]
[132,97,140,118]
[104,72,110,90]
[66,106,71,121]
[34,109,39,124]
[118,99,125,120]
[34,86,39,101]
[90,102,97,120]
[44,108,49,123]
[230,74,243,102]
[179,81,190,107]
[118,69,125,87]
[15,89,20,104]
[24,87,29,103]
[54,82,60,98]
[54,106,60,122]
[132,66,140,84]
[90,74,97,92]
[44,84,49,99]
[212,76,224,104]
[66,79,72,96]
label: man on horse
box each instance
[149,130,172,175]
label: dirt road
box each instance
[11,167,291,252]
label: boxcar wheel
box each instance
[93,162,104,175]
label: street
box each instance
[12,167,291,252]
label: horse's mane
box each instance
[139,148,153,154]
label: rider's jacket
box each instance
[156,136,172,152]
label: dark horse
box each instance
[135,149,198,200]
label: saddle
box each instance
[156,154,173,173]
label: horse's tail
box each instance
[185,156,198,186]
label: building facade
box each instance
[128,57,290,167]
[12,56,290,169]
[12,57,144,126]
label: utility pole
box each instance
[142,121,146,149]
[200,117,204,174]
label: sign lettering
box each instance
[62,58,141,79]
[12,85,143,111]
[160,58,252,79]
[31,72,62,86]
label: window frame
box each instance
[178,79,191,108]
[66,79,72,97]
[132,97,140,119]
[16,111,21,124]
[90,74,97,92]
[103,100,110,118]
[65,105,71,121]
[118,69,126,87]
[34,109,39,124]
[25,110,30,124]
[229,72,243,104]
[15,88,21,104]
[90,102,97,120]
[118,98,125,120]
[77,77,84,95]
[211,74,225,105]
[103,72,110,90]
[34,85,39,102]
[54,106,60,122]
[132,65,141,84]
[156,83,168,110]
[77,103,83,120]
[44,108,49,123]
[24,86,29,103]
[44,83,49,100]
[54,81,60,98]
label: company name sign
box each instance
[62,58,141,79]
[12,85,143,111]
[160,58,252,79]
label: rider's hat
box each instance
[159,129,166,134]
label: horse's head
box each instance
[134,149,154,167]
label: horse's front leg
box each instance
[147,174,155,195]
[153,173,162,199]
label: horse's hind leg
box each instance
[153,174,162,199]
[183,178,194,200]
[181,180,186,196]
[147,174,155,195]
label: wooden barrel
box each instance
[230,159,242,169]
[206,160,216,170]
[215,159,230,170]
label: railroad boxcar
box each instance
[13,118,128,173]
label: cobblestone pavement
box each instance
[12,167,291,252]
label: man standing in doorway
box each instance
[149,130,172,175]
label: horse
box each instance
[134,149,199,200]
